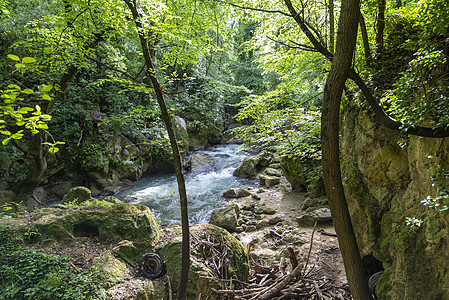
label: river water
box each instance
[114,144,256,224]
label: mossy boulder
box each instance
[158,223,250,298]
[233,157,258,178]
[61,186,94,204]
[209,203,240,232]
[3,202,160,246]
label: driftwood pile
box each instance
[194,223,351,299]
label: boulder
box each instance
[3,202,160,245]
[264,167,282,177]
[185,153,215,174]
[259,174,280,187]
[233,158,258,178]
[223,188,238,198]
[296,207,332,225]
[158,223,250,298]
[237,188,251,198]
[61,186,94,205]
[209,203,240,232]
[300,196,328,211]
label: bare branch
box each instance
[266,36,317,52]
[87,56,140,82]
[226,1,292,17]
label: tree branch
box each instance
[87,56,141,82]
[266,36,317,52]
[283,0,449,138]
[227,1,291,17]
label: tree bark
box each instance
[375,0,386,53]
[321,0,372,298]
[328,0,335,53]
[124,1,190,299]
[359,13,371,60]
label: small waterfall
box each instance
[114,144,256,224]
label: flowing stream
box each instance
[115,144,256,224]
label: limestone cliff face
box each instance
[341,104,449,299]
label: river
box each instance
[114,144,257,224]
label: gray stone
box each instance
[237,188,251,198]
[259,174,280,187]
[268,216,283,225]
[186,153,215,174]
[256,220,270,230]
[209,203,240,232]
[264,168,283,177]
[245,225,257,232]
[300,196,328,211]
[233,158,258,178]
[223,188,238,198]
[296,207,332,225]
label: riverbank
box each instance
[224,177,351,299]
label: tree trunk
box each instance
[321,0,372,298]
[328,0,335,53]
[359,14,371,60]
[375,0,386,53]
[124,1,190,299]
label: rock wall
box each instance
[341,104,449,299]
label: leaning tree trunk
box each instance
[321,0,372,298]
[124,1,190,299]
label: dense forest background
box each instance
[0,0,448,299]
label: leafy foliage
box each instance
[0,226,104,300]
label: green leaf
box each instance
[18,107,34,114]
[22,89,34,95]
[22,57,37,64]
[15,63,26,69]
[2,138,10,145]
[7,54,20,61]
[16,121,26,126]
[40,114,52,120]
[42,84,53,92]
[0,130,11,136]
[48,146,59,154]
[42,94,52,101]
[36,122,48,129]
[11,131,24,139]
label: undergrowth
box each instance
[0,225,105,299]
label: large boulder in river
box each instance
[233,157,258,178]
[209,203,240,232]
[158,223,250,298]
[185,153,215,174]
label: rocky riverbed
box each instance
[211,176,351,299]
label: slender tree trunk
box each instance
[124,1,190,299]
[321,0,372,298]
[359,14,371,60]
[328,0,335,53]
[375,0,386,53]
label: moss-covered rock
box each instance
[233,157,258,178]
[61,186,94,204]
[3,202,160,245]
[341,104,449,299]
[157,223,250,298]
